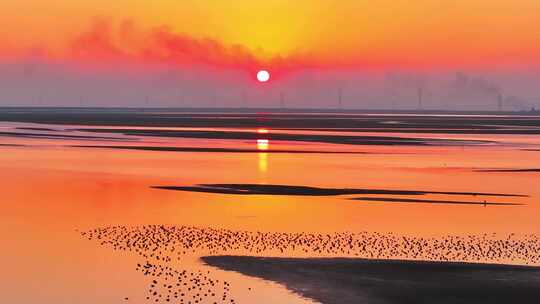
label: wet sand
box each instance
[1,108,540,136]
[152,183,526,197]
[0,131,126,141]
[0,143,24,147]
[202,256,540,304]
[0,107,539,135]
[477,168,540,173]
[351,197,523,206]
[73,128,492,146]
[72,145,368,154]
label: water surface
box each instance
[1,110,539,303]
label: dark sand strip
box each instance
[202,256,540,304]
[0,131,127,141]
[0,143,25,147]
[1,108,539,134]
[476,168,540,173]
[74,128,492,146]
[16,127,58,132]
[152,183,526,197]
[280,127,540,135]
[71,145,367,154]
[351,197,523,206]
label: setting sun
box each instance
[256,70,270,83]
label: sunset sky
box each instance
[1,1,539,108]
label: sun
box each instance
[256,70,270,83]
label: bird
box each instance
[80,225,540,303]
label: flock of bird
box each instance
[81,225,540,303]
[135,262,234,304]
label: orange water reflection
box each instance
[1,124,540,303]
[257,132,270,173]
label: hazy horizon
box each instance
[2,2,540,110]
[1,59,539,110]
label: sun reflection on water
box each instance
[258,152,268,173]
[257,129,270,173]
[257,128,269,134]
[257,139,269,173]
[257,139,269,150]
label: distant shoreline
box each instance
[1,106,539,116]
[1,108,539,136]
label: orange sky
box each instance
[2,1,540,71]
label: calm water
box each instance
[1,113,539,303]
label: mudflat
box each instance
[202,256,540,304]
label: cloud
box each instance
[68,17,264,72]
[65,17,338,79]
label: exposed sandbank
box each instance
[202,256,540,304]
